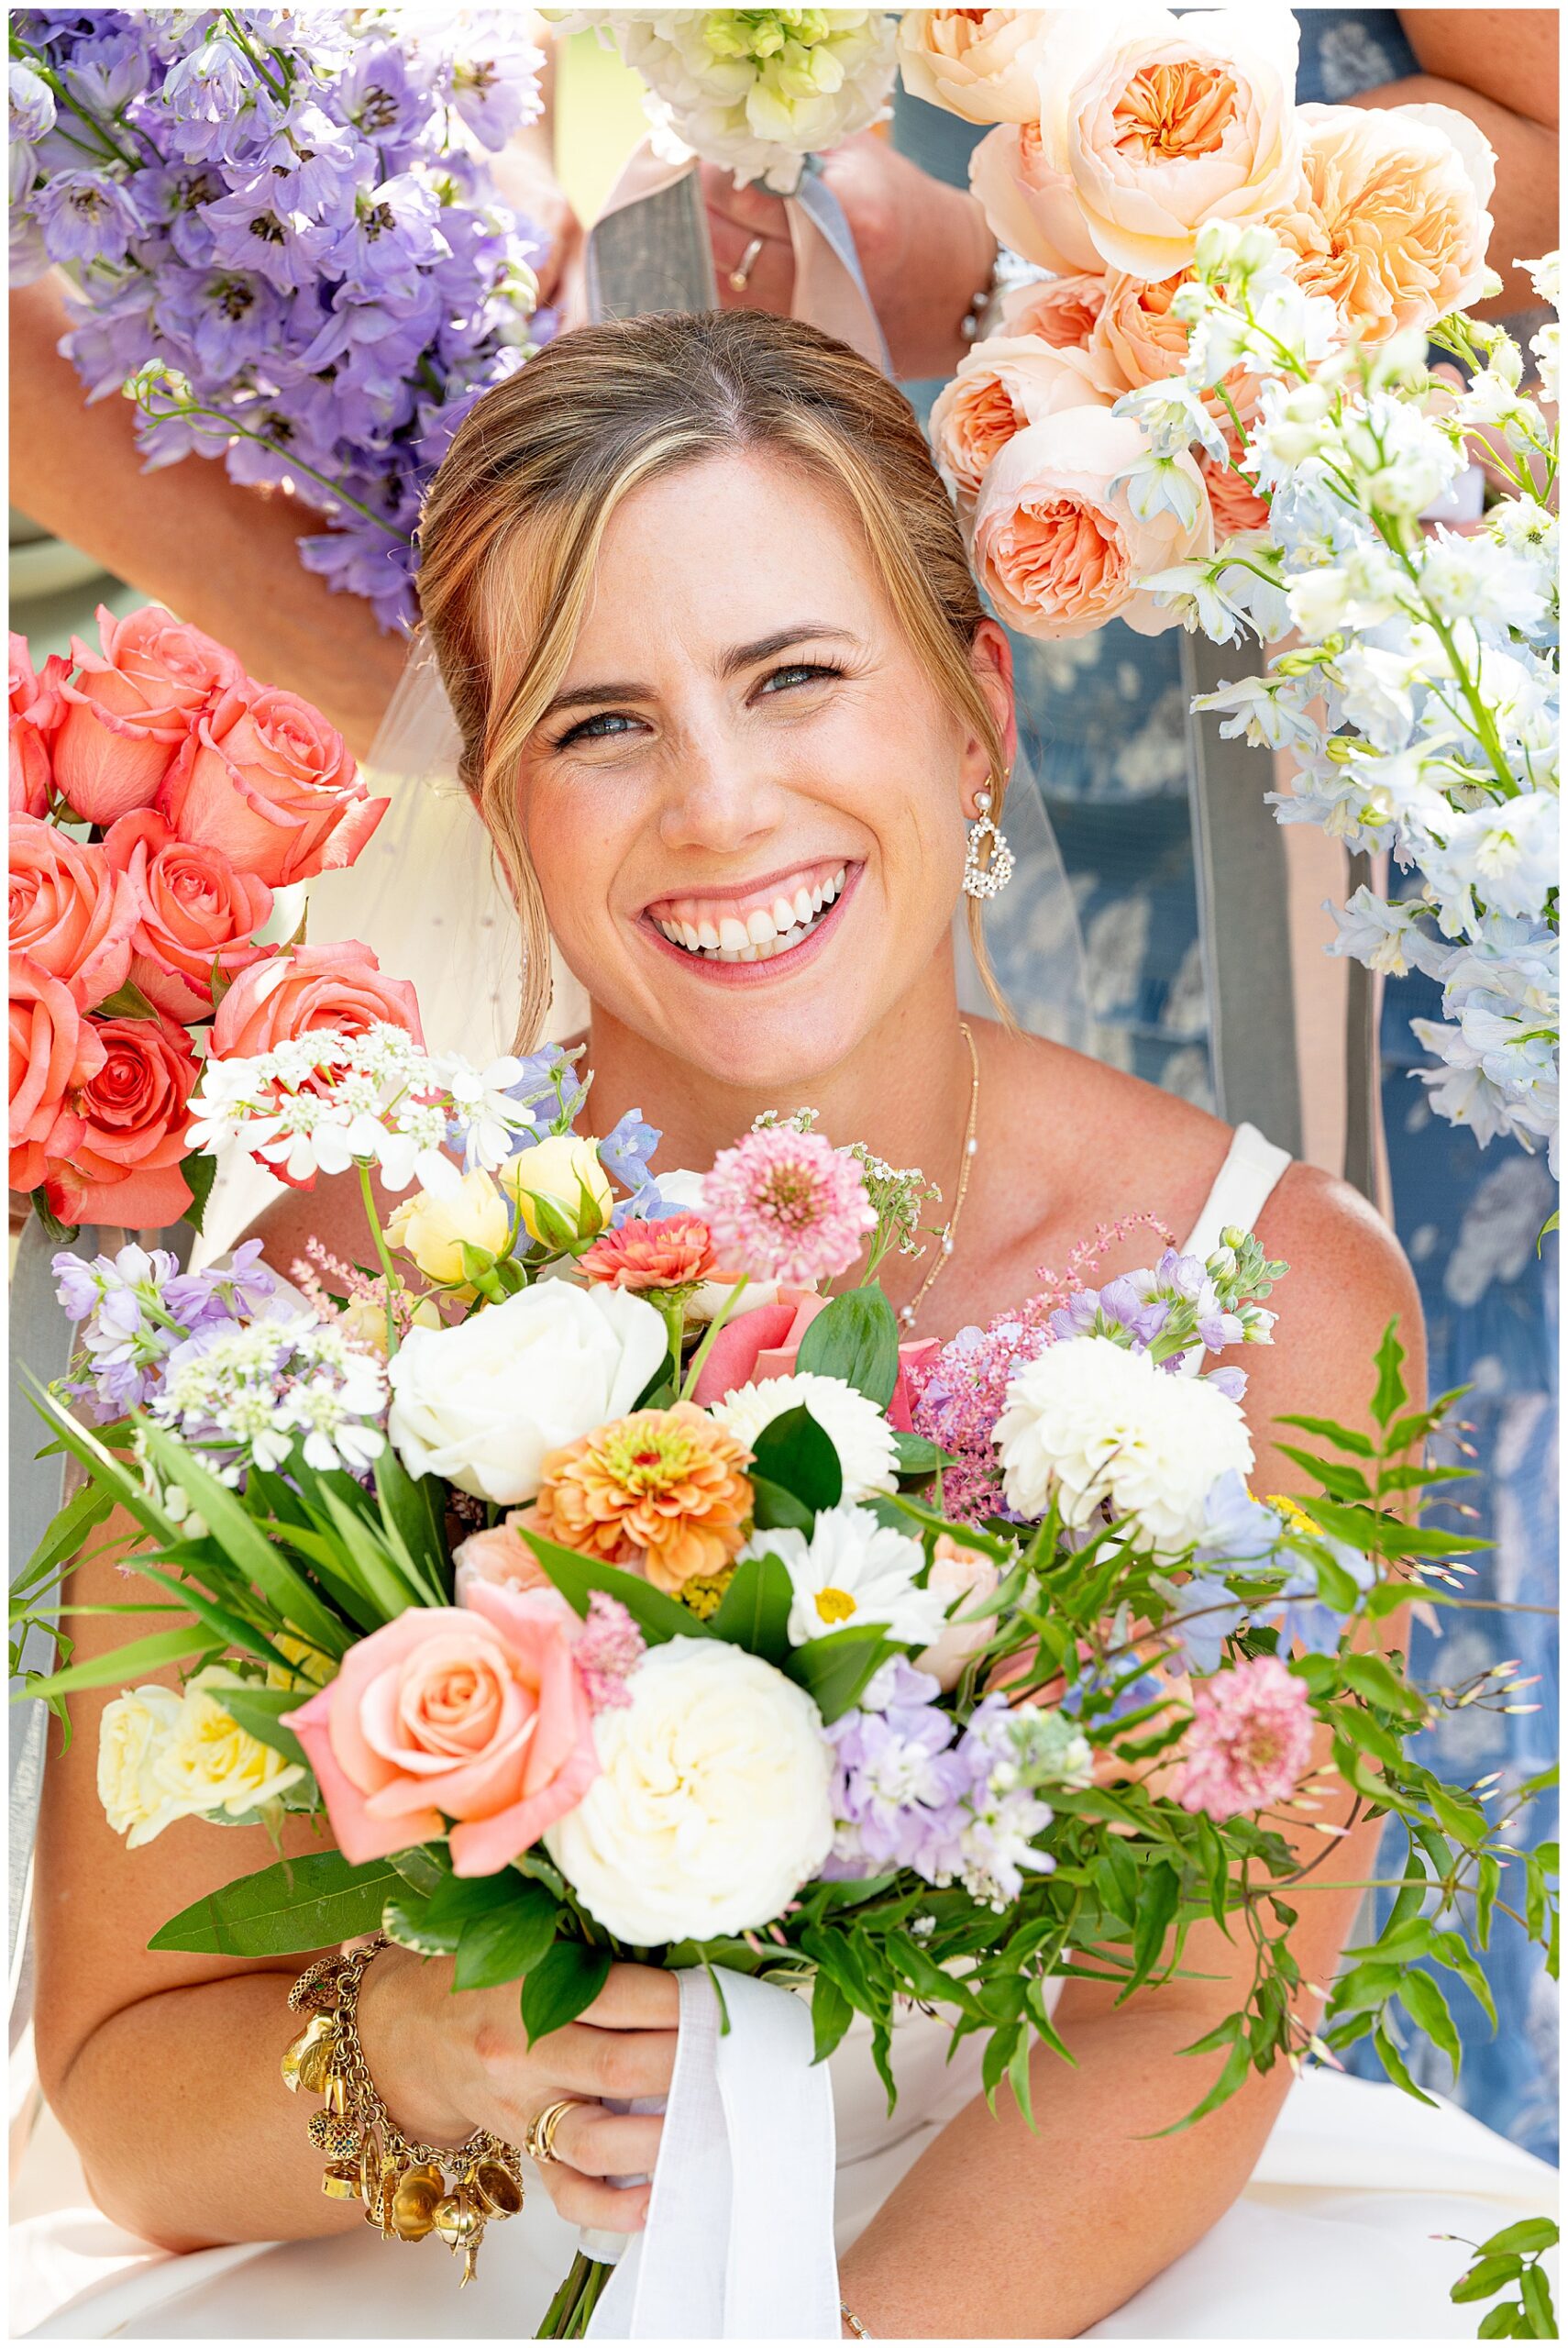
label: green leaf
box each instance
[1481,2221,1561,2260]
[138,1424,351,1658]
[1521,2265,1556,2335]
[1152,2037,1252,2134]
[1453,2260,1526,2303]
[811,1970,854,2064]
[750,1404,843,1514]
[454,1881,561,1991]
[786,1625,892,1722]
[1275,1445,1373,1503]
[521,1941,613,2043]
[1538,1210,1560,1257]
[1373,2019,1437,2106]
[18,1620,219,1700]
[1396,1969,1461,2070]
[1342,1652,1425,1717]
[133,1564,298,1677]
[518,1522,706,1644]
[795,1287,900,1409]
[94,978,161,1020]
[25,1378,174,1543]
[181,1150,218,1235]
[149,1851,404,1955]
[1274,1414,1375,1457]
[373,1445,449,1598]
[28,1189,79,1245]
[710,1551,793,1664]
[1476,2304,1520,2338]
[219,1684,313,1770]
[17,1481,114,1597]
[890,1429,950,1479]
[1475,1852,1501,1952]
[1370,1321,1408,1428]
[749,1474,815,1535]
[1127,1860,1180,1995]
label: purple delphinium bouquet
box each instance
[10,9,549,628]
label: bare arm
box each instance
[1356,11,1560,316]
[9,276,407,759]
[839,1178,1426,2337]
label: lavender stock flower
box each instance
[52,1239,278,1423]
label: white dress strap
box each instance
[1179,1123,1293,1262]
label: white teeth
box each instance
[772,894,798,934]
[718,915,748,951]
[793,887,814,925]
[653,867,852,965]
[745,906,777,946]
[697,919,719,949]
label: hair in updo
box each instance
[416,307,1009,1047]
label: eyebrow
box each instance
[539,624,858,721]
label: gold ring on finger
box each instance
[525,2097,583,2167]
[728,236,764,294]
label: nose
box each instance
[656,714,787,860]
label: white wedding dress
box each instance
[13,1131,1557,2341]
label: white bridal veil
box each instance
[304,636,1095,1066]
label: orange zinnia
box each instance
[578,1212,724,1293]
[529,1403,752,1593]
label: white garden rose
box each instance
[710,1370,898,1502]
[745,1501,949,1648]
[545,1638,835,1944]
[97,1684,186,1848]
[156,1667,306,1819]
[994,1335,1254,1556]
[387,1281,668,1504]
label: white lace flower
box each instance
[711,1370,898,1503]
[745,1502,947,1648]
[994,1335,1254,1556]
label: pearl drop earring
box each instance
[962,788,1014,900]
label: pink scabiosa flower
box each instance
[1177,1654,1315,1820]
[572,1591,646,1712]
[703,1126,876,1287]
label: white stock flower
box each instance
[387,1280,667,1504]
[1193,673,1319,752]
[1426,793,1560,928]
[712,1371,896,1502]
[545,1638,834,1943]
[994,1335,1254,1556]
[1327,887,1435,979]
[746,1501,949,1648]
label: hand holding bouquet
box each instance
[15,981,1552,2330]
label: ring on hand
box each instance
[728,236,764,293]
[524,2097,581,2167]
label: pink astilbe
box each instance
[703,1126,876,1287]
[909,1213,1169,1523]
[291,1236,414,1340]
[1176,1655,1314,1820]
[571,1591,646,1712]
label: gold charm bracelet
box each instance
[284,1937,524,2287]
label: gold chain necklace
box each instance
[898,1020,980,1335]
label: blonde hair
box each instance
[416,308,1010,1047]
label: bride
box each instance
[27,310,1551,2341]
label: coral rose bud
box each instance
[8,814,138,1012]
[209,940,423,1059]
[103,809,274,1021]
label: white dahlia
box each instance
[745,1502,949,1649]
[711,1370,898,1502]
[994,1335,1254,1556]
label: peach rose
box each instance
[1269,102,1496,347]
[209,940,424,1060]
[453,1515,554,1606]
[42,1009,199,1229]
[53,604,243,826]
[1088,269,1266,414]
[104,809,274,1022]
[10,633,68,817]
[1032,7,1301,278]
[8,953,106,1194]
[287,1585,599,1876]
[999,272,1107,356]
[970,119,1101,277]
[159,678,386,887]
[970,407,1213,641]
[1200,437,1271,537]
[9,815,138,1012]
[915,1536,1002,1691]
[896,8,1054,125]
[930,333,1108,507]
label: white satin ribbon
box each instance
[586,1968,840,2340]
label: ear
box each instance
[964,619,1017,805]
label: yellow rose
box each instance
[385,1168,510,1284]
[155,1667,305,1819]
[501,1135,613,1244]
[97,1684,186,1848]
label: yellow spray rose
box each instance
[97,1684,187,1848]
[502,1135,613,1243]
[385,1168,510,1283]
[155,1667,306,1821]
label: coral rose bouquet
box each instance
[16,1001,1554,2331]
[8,607,389,1233]
[917,6,1557,1162]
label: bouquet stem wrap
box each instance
[586,1968,840,2340]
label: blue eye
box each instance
[761,661,843,694]
[556,709,639,748]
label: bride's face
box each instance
[508,449,1012,1088]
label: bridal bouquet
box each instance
[918,6,1558,1167]
[8,608,387,1233]
[8,9,548,627]
[16,979,1554,2328]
